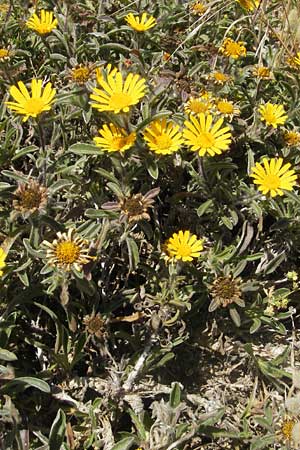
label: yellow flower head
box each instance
[252,65,272,79]
[93,123,136,153]
[250,158,297,197]
[143,118,184,155]
[26,10,58,35]
[209,71,231,85]
[190,1,207,15]
[5,79,56,122]
[259,103,288,128]
[215,99,240,120]
[0,47,10,62]
[90,67,146,114]
[219,38,247,59]
[125,13,156,32]
[284,130,300,146]
[287,52,300,69]
[0,248,7,276]
[183,113,232,157]
[184,93,213,115]
[236,0,260,11]
[42,228,95,272]
[164,230,204,262]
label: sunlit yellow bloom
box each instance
[183,113,232,157]
[219,38,246,59]
[5,79,56,122]
[250,158,297,197]
[0,248,7,276]
[287,52,300,68]
[209,71,231,85]
[252,65,272,79]
[284,130,300,146]
[93,123,136,153]
[259,103,288,128]
[236,0,260,11]
[184,94,213,115]
[143,119,183,155]
[26,9,58,35]
[0,47,10,62]
[42,228,95,272]
[190,1,207,15]
[164,230,204,262]
[90,67,146,114]
[215,99,240,121]
[125,13,156,32]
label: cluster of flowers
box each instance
[0,3,299,278]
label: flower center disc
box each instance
[155,134,173,151]
[24,98,45,115]
[21,190,42,209]
[177,244,192,257]
[198,131,215,148]
[264,174,280,189]
[190,101,209,113]
[55,241,81,264]
[217,102,233,114]
[112,136,128,150]
[227,42,240,56]
[73,68,90,82]
[263,111,276,124]
[109,93,132,111]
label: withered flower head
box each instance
[67,63,95,85]
[284,130,300,147]
[208,275,244,312]
[102,187,160,223]
[13,180,47,215]
[83,313,106,338]
[42,228,95,272]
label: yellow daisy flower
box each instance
[143,118,183,155]
[125,13,156,32]
[164,230,204,262]
[0,47,10,62]
[90,67,146,114]
[250,158,297,197]
[219,38,247,59]
[183,113,232,157]
[209,71,231,85]
[284,130,300,146]
[252,65,272,79]
[42,228,95,272]
[93,123,136,153]
[287,52,300,68]
[5,79,56,122]
[0,248,7,276]
[236,0,260,11]
[215,99,240,121]
[184,93,213,115]
[26,10,58,35]
[259,103,288,128]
